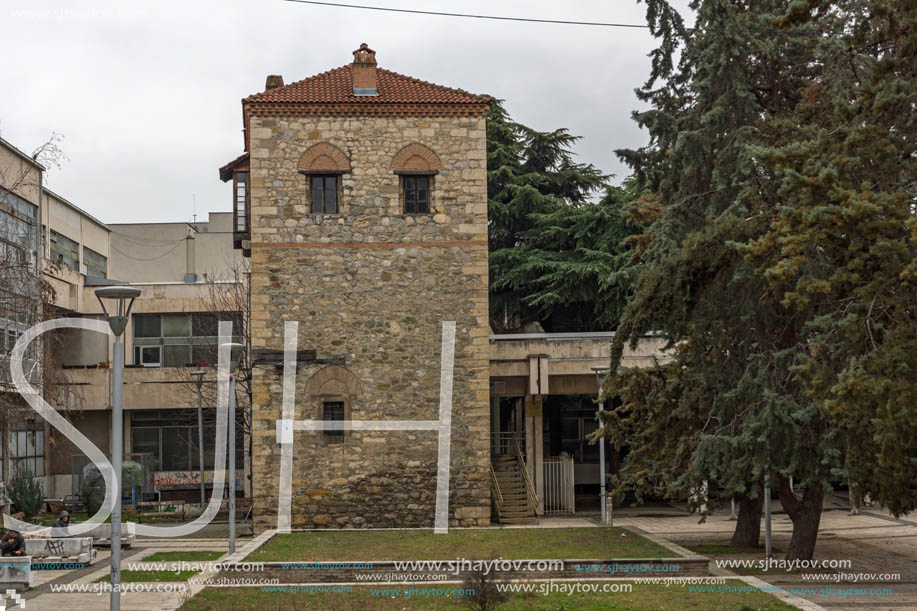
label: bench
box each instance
[78,522,135,548]
[136,500,187,523]
[0,556,32,590]
[23,537,96,565]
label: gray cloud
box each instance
[1,0,693,223]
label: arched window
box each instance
[303,365,361,442]
[298,144,351,214]
[391,144,442,214]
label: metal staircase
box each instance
[490,435,538,525]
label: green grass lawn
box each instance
[97,570,199,582]
[142,551,225,562]
[247,528,670,562]
[181,582,795,610]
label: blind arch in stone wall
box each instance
[298,143,352,173]
[390,143,442,173]
[305,364,362,397]
[303,365,361,434]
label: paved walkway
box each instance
[19,539,231,611]
[615,495,917,611]
[15,497,916,610]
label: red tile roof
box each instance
[219,152,249,182]
[244,65,489,106]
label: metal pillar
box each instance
[191,371,206,507]
[110,334,123,611]
[592,366,610,526]
[228,373,236,554]
[764,472,773,558]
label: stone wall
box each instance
[248,113,490,531]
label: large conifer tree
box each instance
[487,100,635,331]
[608,0,836,559]
[608,0,915,560]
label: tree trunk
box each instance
[730,492,764,548]
[779,477,825,562]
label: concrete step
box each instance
[501,507,532,514]
[500,517,537,525]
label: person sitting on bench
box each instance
[53,510,73,537]
[0,529,25,556]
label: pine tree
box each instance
[746,0,917,517]
[486,100,617,331]
[607,0,835,559]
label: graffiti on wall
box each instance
[153,470,243,490]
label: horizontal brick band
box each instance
[246,102,491,118]
[251,240,487,249]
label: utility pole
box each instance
[95,286,142,611]
[764,471,773,558]
[191,370,206,507]
[223,343,243,555]
[591,366,610,525]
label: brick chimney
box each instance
[352,43,378,96]
[265,74,284,90]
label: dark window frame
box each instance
[309,175,340,214]
[322,401,345,437]
[401,174,432,214]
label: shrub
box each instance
[9,466,44,520]
[80,459,145,515]
[461,554,514,611]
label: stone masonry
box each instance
[240,47,492,532]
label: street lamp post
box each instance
[222,343,244,555]
[191,370,206,507]
[95,286,141,611]
[592,366,610,525]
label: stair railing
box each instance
[511,436,539,516]
[489,462,505,517]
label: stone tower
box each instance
[222,44,492,531]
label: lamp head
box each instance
[591,365,610,395]
[94,286,142,337]
[221,342,245,373]
[190,369,206,387]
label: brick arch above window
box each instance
[304,364,362,397]
[298,143,351,174]
[391,143,442,173]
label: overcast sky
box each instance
[1,0,693,224]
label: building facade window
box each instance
[50,230,79,271]
[322,401,345,437]
[130,409,243,473]
[82,246,107,278]
[132,312,241,367]
[402,175,430,214]
[310,176,339,214]
[234,172,248,232]
[0,189,40,382]
[9,429,44,476]
[0,188,39,254]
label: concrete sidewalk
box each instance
[615,500,917,611]
[18,500,916,610]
